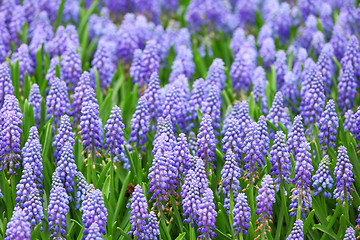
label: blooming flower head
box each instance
[60,43,81,90]
[258,115,269,157]
[173,133,191,177]
[330,24,347,60]
[287,115,306,157]
[71,71,92,123]
[341,35,360,77]
[129,96,150,151]
[318,99,339,151]
[139,40,161,87]
[343,226,355,240]
[23,188,44,230]
[186,78,206,132]
[9,5,25,45]
[162,84,187,131]
[0,63,14,108]
[255,175,276,238]
[333,146,354,203]
[260,37,275,70]
[11,44,34,86]
[273,50,288,88]
[197,188,217,239]
[312,155,334,198]
[5,207,31,240]
[15,164,37,208]
[153,116,176,153]
[75,171,89,209]
[338,62,358,113]
[270,131,291,190]
[197,114,216,170]
[205,58,226,91]
[46,77,70,128]
[144,72,161,130]
[316,44,334,95]
[53,115,75,162]
[169,45,195,82]
[81,189,108,238]
[233,193,251,236]
[28,83,42,125]
[128,185,149,239]
[201,85,221,132]
[56,141,77,196]
[181,169,201,226]
[230,51,254,93]
[286,219,304,240]
[147,211,160,239]
[252,67,268,113]
[222,117,243,163]
[344,109,356,136]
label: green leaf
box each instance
[117,227,132,240]
[112,171,131,223]
[102,175,111,199]
[303,209,315,233]
[55,0,66,29]
[175,233,186,240]
[96,160,111,189]
[214,228,232,240]
[314,224,338,240]
[170,195,184,233]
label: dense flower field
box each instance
[0,0,360,239]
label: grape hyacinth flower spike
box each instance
[53,115,75,162]
[144,72,161,131]
[4,207,31,240]
[147,211,160,239]
[197,114,216,171]
[318,99,338,152]
[343,227,355,240]
[181,169,201,227]
[233,193,251,236]
[338,62,358,113]
[128,185,149,239]
[312,155,333,198]
[56,141,77,196]
[287,115,306,158]
[286,219,303,240]
[129,96,150,151]
[28,83,42,125]
[197,188,217,239]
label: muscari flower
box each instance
[28,83,42,125]
[153,116,176,153]
[243,122,264,182]
[221,149,241,211]
[205,58,226,91]
[273,2,292,43]
[46,25,80,57]
[80,87,103,162]
[289,141,313,218]
[46,77,70,128]
[222,118,243,163]
[181,169,201,226]
[201,85,221,132]
[81,189,108,238]
[286,219,304,240]
[147,211,160,240]
[287,115,306,158]
[312,155,334,198]
[128,185,149,239]
[75,171,89,209]
[318,100,339,151]
[186,78,206,132]
[104,105,125,160]
[162,84,187,131]
[341,35,360,77]
[281,71,299,111]
[197,188,217,240]
[330,24,347,61]
[9,5,26,45]
[197,114,216,170]
[267,91,292,138]
[270,131,291,190]
[230,28,246,54]
[60,43,81,90]
[338,62,358,113]
[233,193,251,236]
[188,131,197,155]
[317,44,334,95]
[230,51,254,93]
[71,71,93,123]
[139,40,161,87]
[129,96,150,151]
[144,72,162,131]
[11,44,34,86]
[46,56,60,86]
[0,63,14,108]
[23,188,44,230]
[255,174,276,238]
[258,115,270,158]
[273,50,288,88]
[4,207,31,240]
[169,45,195,82]
[344,109,356,136]
[333,146,354,203]
[56,141,77,196]
[311,31,325,58]
[343,226,355,240]
[86,223,103,240]
[15,164,37,208]
[235,0,256,27]
[53,115,75,163]
[252,67,268,114]
[48,173,69,239]
[173,133,191,177]
[260,37,276,70]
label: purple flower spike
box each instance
[129,96,150,151]
[260,37,275,70]
[205,58,226,91]
[60,44,81,90]
[11,44,34,86]
[270,131,291,190]
[169,45,195,82]
[281,71,299,111]
[267,91,292,138]
[147,211,160,239]
[274,50,288,88]
[201,85,221,132]
[104,105,125,160]
[9,5,26,45]
[230,51,253,93]
[23,188,44,230]
[5,207,31,240]
[46,56,60,86]
[71,71,92,123]
[290,141,313,218]
[53,115,75,162]
[181,169,201,226]
[46,78,70,128]
[311,31,325,58]
[174,133,191,177]
[343,227,355,240]
[144,72,161,131]
[86,223,103,240]
[344,109,356,136]
[153,116,176,152]
[287,115,306,158]
[233,193,251,236]
[194,156,209,192]
[48,177,69,239]
[312,155,333,198]
[243,122,264,182]
[189,131,197,155]
[341,35,360,77]
[197,188,217,240]
[221,149,241,211]
[162,85,187,131]
[223,101,251,137]
[197,114,216,170]
[28,83,42,125]
[317,44,334,95]
[338,62,358,113]
[15,164,36,208]
[300,67,325,127]
[91,40,115,90]
[255,175,276,238]
[318,100,339,151]
[258,115,269,158]
[235,0,256,26]
[286,219,303,240]
[128,185,149,239]
[186,78,206,132]
[0,63,14,108]
[81,189,108,238]
[46,25,80,57]
[75,171,89,209]
[330,24,347,61]
[222,118,243,163]
[333,146,354,203]
[252,67,268,113]
[139,40,160,87]
[56,141,77,195]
